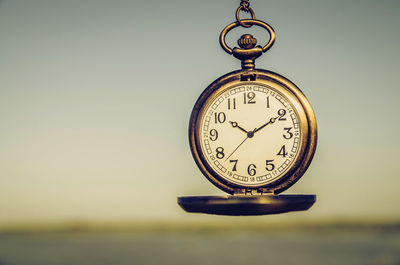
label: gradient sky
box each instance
[0,0,399,223]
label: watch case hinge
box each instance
[233,188,274,196]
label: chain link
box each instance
[236,0,255,28]
[240,0,250,12]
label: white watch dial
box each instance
[199,83,303,187]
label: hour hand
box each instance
[229,121,248,134]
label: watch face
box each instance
[197,82,303,187]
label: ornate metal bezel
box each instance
[189,69,317,194]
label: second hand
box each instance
[224,128,256,161]
[225,136,248,161]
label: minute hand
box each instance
[254,117,278,133]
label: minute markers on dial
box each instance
[199,84,303,186]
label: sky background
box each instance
[0,0,399,223]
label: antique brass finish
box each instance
[235,0,255,28]
[232,34,261,70]
[219,19,276,55]
[178,0,317,216]
[188,69,317,195]
[219,19,275,70]
[236,5,255,28]
[237,34,257,49]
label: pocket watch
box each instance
[178,1,317,215]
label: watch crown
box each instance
[238,34,257,49]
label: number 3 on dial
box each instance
[199,83,303,186]
[190,69,317,195]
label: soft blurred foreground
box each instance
[0,220,399,265]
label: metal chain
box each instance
[236,0,255,28]
[240,0,251,12]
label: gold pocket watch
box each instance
[178,1,317,215]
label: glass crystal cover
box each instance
[198,83,303,187]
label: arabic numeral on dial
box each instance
[247,164,256,176]
[214,112,226,123]
[209,129,218,141]
[243,92,256,104]
[216,147,225,159]
[277,145,288,157]
[283,127,293,139]
[229,159,238,171]
[278,109,286,121]
[228,98,236,110]
[265,160,275,171]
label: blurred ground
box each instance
[0,221,399,265]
